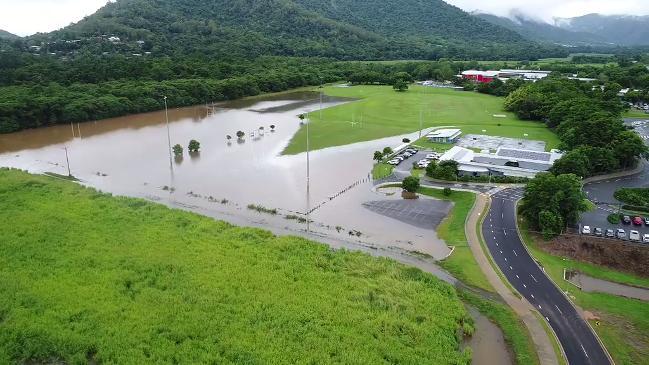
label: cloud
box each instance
[445,0,649,22]
[0,0,109,36]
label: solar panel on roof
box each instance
[496,149,551,162]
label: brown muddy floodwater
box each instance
[0,91,451,259]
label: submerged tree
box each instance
[236,130,245,139]
[188,140,200,152]
[270,124,276,131]
[172,144,183,156]
[226,135,232,142]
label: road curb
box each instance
[513,200,616,365]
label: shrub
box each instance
[172,144,183,156]
[607,213,621,224]
[443,187,452,196]
[188,140,200,152]
[402,176,420,193]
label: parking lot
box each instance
[362,199,452,229]
[578,118,649,245]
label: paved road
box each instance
[483,188,610,365]
[580,119,649,241]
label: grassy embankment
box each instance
[518,218,649,364]
[624,109,649,119]
[417,187,539,365]
[283,85,560,155]
[0,169,475,364]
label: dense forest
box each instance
[10,0,565,61]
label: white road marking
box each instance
[509,266,513,270]
[555,305,563,315]
[515,274,519,278]
[503,230,507,236]
[538,305,542,310]
[504,257,508,262]
[501,212,504,219]
[495,242,499,247]
[545,316,550,322]
[531,294,535,299]
[581,344,589,358]
[523,283,527,288]
[512,250,517,256]
[530,274,538,283]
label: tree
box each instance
[188,140,201,152]
[382,147,393,156]
[550,150,590,178]
[443,187,452,196]
[539,210,563,239]
[236,130,245,139]
[402,176,420,193]
[611,130,648,168]
[373,151,384,162]
[393,79,409,92]
[172,144,183,156]
[521,173,588,232]
[270,124,276,131]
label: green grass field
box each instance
[624,109,649,119]
[416,186,538,365]
[518,219,649,364]
[0,169,474,365]
[283,85,559,155]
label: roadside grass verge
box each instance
[518,217,649,364]
[458,289,539,365]
[0,169,473,365]
[283,85,559,155]
[371,162,393,180]
[418,187,494,293]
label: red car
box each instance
[633,216,643,226]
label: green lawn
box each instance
[418,187,493,293]
[518,218,649,364]
[624,109,649,119]
[283,85,560,155]
[371,162,394,180]
[0,169,474,365]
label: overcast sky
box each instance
[2,0,649,36]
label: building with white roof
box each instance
[426,129,462,144]
[440,146,563,178]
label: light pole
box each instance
[306,111,311,234]
[163,96,173,170]
[63,147,71,177]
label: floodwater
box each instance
[565,271,649,302]
[0,91,451,259]
[466,307,513,365]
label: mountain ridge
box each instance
[23,0,561,60]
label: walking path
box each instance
[465,194,561,365]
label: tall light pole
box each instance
[63,147,71,177]
[163,96,173,170]
[306,111,311,234]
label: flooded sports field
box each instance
[0,91,451,258]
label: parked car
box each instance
[644,217,649,226]
[623,215,632,224]
[630,230,641,242]
[632,216,643,226]
[594,227,603,237]
[425,153,438,160]
[643,234,649,243]
[387,159,399,166]
[605,229,615,238]
[616,229,626,239]
[582,226,591,235]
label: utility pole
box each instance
[163,96,173,170]
[306,111,311,234]
[63,147,71,177]
[419,109,423,139]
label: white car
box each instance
[582,225,591,235]
[417,161,430,168]
[643,234,649,243]
[387,159,399,165]
[630,230,641,242]
[426,153,439,160]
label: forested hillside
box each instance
[0,30,19,40]
[21,0,563,60]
